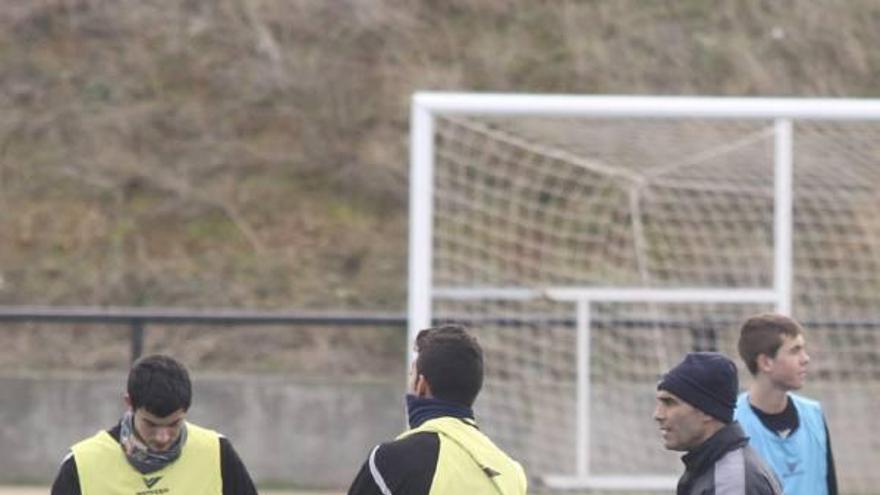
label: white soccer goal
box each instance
[408,93,880,493]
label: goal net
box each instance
[409,94,880,493]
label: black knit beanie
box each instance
[657,352,738,424]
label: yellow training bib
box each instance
[71,422,222,495]
[400,417,527,495]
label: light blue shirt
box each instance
[735,392,828,495]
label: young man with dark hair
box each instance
[734,313,838,495]
[654,352,782,495]
[347,324,527,495]
[51,354,257,495]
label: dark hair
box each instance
[738,313,804,375]
[127,354,192,417]
[415,324,484,407]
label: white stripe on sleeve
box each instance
[368,445,393,495]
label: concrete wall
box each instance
[0,373,404,489]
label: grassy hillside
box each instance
[1,0,879,371]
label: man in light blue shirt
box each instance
[734,313,837,495]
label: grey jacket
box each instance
[677,422,782,495]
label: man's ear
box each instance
[414,374,433,398]
[756,353,774,373]
[123,394,132,411]
[700,410,716,425]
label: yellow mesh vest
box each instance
[399,417,527,495]
[71,422,222,495]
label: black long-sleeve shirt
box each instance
[348,431,441,495]
[50,423,257,495]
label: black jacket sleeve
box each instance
[50,454,81,495]
[220,436,258,495]
[347,432,440,495]
[347,459,387,495]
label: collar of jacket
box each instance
[406,394,474,429]
[681,421,749,473]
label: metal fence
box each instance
[0,306,409,363]
[4,306,878,365]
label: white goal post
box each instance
[408,93,880,492]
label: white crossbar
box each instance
[414,92,880,120]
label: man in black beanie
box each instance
[654,352,782,495]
